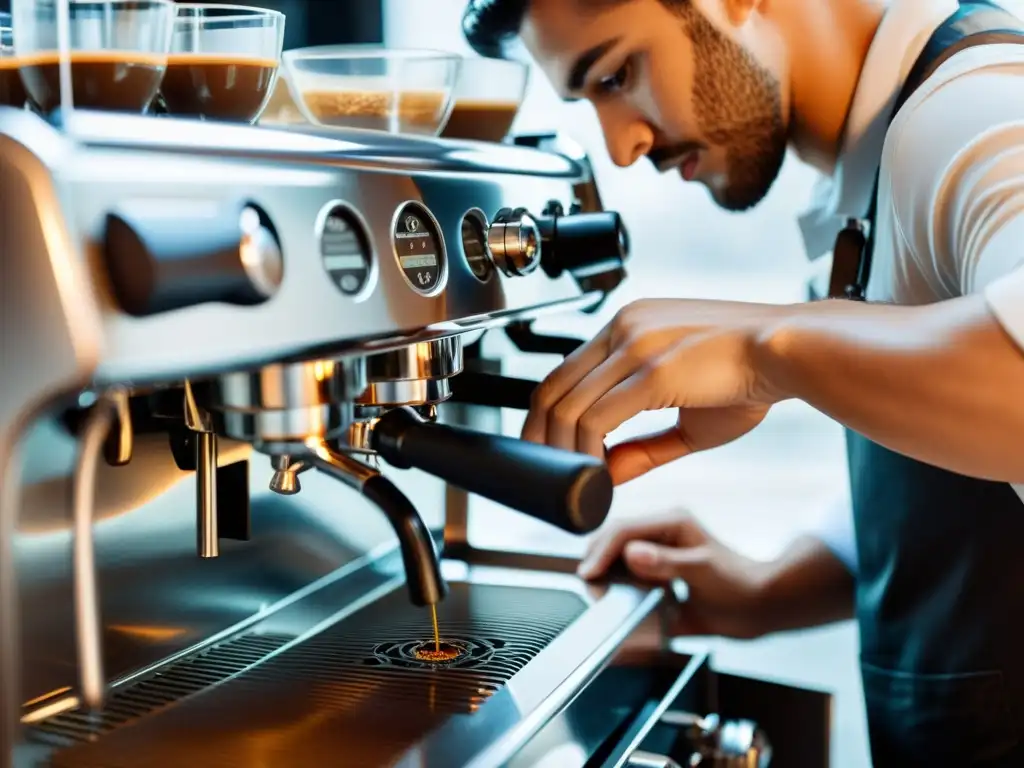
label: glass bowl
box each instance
[12,0,175,113]
[440,56,528,143]
[0,12,29,108]
[282,45,461,136]
[161,3,285,123]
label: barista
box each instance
[463,0,1024,764]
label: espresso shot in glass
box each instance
[441,57,528,143]
[12,0,174,114]
[161,4,284,123]
[0,12,28,109]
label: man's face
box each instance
[520,0,790,211]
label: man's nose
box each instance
[598,109,654,168]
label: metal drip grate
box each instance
[29,632,293,747]
[48,582,587,768]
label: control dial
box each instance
[104,199,283,318]
[392,202,446,295]
[487,207,541,277]
[318,202,373,297]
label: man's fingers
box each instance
[577,512,690,579]
[546,349,637,453]
[568,363,675,459]
[622,540,709,582]
[521,328,612,444]
[606,428,694,485]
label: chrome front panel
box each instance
[0,108,650,766]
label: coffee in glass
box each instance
[11,0,174,113]
[161,4,284,123]
[0,12,28,109]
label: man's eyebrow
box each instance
[566,37,621,93]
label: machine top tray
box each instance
[13,108,587,179]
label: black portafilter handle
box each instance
[103,199,283,317]
[371,406,613,535]
[536,210,630,279]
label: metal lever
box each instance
[185,381,218,558]
[72,393,118,711]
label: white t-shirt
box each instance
[799,0,1024,573]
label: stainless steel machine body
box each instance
[0,107,830,768]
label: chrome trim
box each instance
[364,338,463,383]
[73,397,115,711]
[51,110,586,178]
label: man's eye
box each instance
[596,59,633,95]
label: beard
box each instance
[682,8,788,212]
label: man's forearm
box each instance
[755,535,855,635]
[756,294,1024,483]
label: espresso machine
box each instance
[0,97,832,766]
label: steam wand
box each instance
[271,440,448,609]
[72,392,119,711]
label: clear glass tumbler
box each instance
[12,0,175,113]
[161,3,285,123]
[0,12,29,108]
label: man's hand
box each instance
[521,298,793,485]
[579,509,855,639]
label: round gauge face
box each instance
[392,202,445,295]
[461,211,493,282]
[319,203,373,297]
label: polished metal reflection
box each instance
[73,396,116,712]
[209,359,368,410]
[206,359,365,448]
[364,338,463,383]
[268,454,313,495]
[356,378,452,408]
[0,103,633,768]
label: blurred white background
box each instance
[380,2,1024,765]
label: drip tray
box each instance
[47,582,586,768]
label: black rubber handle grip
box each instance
[103,199,281,317]
[372,407,612,534]
[539,211,629,279]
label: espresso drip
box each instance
[17,51,165,113]
[302,90,446,133]
[0,59,27,108]
[441,100,520,143]
[160,54,278,123]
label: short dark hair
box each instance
[462,0,681,59]
[461,0,531,58]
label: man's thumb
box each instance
[622,540,705,581]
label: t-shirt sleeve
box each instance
[886,52,1024,305]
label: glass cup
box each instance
[440,56,529,143]
[0,11,29,108]
[11,0,174,113]
[160,4,285,123]
[282,45,461,136]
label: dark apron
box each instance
[837,3,1024,764]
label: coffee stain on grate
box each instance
[29,632,293,747]
[48,583,587,768]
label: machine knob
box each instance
[536,209,629,279]
[103,199,283,317]
[486,207,541,277]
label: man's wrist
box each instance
[748,302,809,404]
